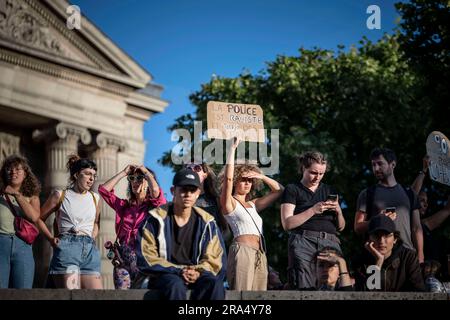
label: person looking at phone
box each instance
[280,151,345,289]
[353,214,425,291]
[354,148,424,263]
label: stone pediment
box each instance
[0,0,151,87]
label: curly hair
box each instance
[297,151,329,174]
[0,155,41,197]
[218,162,263,201]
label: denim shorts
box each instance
[49,234,101,276]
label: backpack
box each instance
[365,184,415,220]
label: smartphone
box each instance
[385,207,396,213]
[327,194,338,201]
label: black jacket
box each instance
[353,243,425,292]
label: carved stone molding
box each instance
[0,48,130,97]
[0,0,118,73]
[96,132,128,152]
[55,122,91,145]
[0,0,70,58]
[32,122,92,145]
[0,132,20,163]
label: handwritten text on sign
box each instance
[207,101,265,142]
[426,131,450,186]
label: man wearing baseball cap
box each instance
[353,214,425,291]
[136,168,226,300]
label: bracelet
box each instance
[419,171,425,175]
[339,272,349,276]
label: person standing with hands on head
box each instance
[0,155,41,288]
[280,151,345,290]
[220,137,284,291]
[354,148,424,264]
[98,164,166,289]
[38,155,102,289]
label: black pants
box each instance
[153,273,225,300]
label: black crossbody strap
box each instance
[232,196,266,253]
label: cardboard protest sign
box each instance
[206,101,265,142]
[426,131,450,186]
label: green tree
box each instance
[396,0,450,134]
[160,33,433,276]
[396,0,450,261]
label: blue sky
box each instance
[74,0,401,193]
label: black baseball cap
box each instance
[368,214,396,234]
[172,168,201,188]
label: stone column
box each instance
[91,133,127,289]
[32,122,92,287]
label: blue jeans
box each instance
[0,233,35,288]
[49,234,101,276]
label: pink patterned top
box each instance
[98,185,166,248]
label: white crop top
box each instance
[224,201,263,238]
[57,189,99,236]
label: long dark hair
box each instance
[186,163,228,232]
[201,163,219,201]
[200,163,228,232]
[0,155,41,197]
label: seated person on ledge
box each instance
[136,168,226,300]
[314,247,353,291]
[353,214,425,292]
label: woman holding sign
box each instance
[219,137,283,291]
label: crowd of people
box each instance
[1,138,449,299]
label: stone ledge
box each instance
[0,289,448,300]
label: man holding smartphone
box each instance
[354,148,424,264]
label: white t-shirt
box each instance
[57,189,99,236]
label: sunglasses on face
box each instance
[186,164,203,173]
[127,175,145,182]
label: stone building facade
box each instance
[0,0,168,288]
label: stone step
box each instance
[0,289,448,300]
